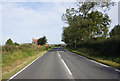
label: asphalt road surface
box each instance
[8,47,120,80]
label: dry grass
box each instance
[97,59,120,68]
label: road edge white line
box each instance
[66,49,120,73]
[7,52,47,81]
[89,60,109,68]
[67,50,110,68]
[115,69,120,72]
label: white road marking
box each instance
[58,53,61,58]
[78,55,89,60]
[89,60,109,67]
[67,50,110,68]
[115,69,120,72]
[57,52,72,76]
[68,51,89,60]
[66,49,120,74]
[7,52,47,81]
[61,59,72,75]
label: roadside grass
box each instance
[66,47,120,69]
[2,45,55,79]
[0,46,2,80]
[2,46,47,67]
[2,51,46,79]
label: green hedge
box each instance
[75,36,120,57]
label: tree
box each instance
[37,36,47,46]
[110,25,120,37]
[14,42,19,46]
[6,38,13,45]
[62,2,114,46]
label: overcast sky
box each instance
[0,1,119,45]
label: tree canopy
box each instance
[37,36,47,46]
[62,2,114,46]
[110,25,120,37]
[6,38,14,45]
[14,42,19,46]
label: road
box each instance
[8,47,119,80]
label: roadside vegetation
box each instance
[66,47,120,69]
[37,36,47,46]
[2,44,49,67]
[2,38,55,79]
[62,2,120,69]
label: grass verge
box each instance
[2,51,46,79]
[66,47,120,69]
[2,45,55,79]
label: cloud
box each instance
[2,2,70,45]
[0,0,77,2]
[1,2,118,45]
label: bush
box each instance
[2,45,18,53]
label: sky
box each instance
[0,1,119,45]
[118,1,120,24]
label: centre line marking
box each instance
[58,52,61,58]
[61,59,72,75]
[57,52,72,75]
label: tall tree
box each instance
[62,2,114,46]
[37,36,47,46]
[110,25,120,37]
